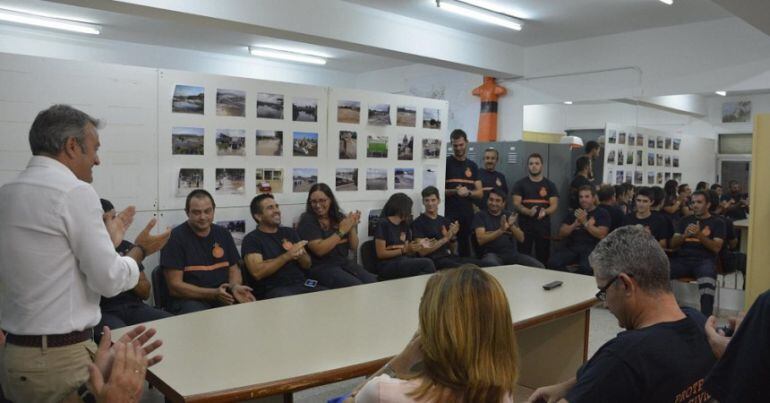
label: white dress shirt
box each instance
[0,156,139,335]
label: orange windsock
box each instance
[472,76,507,142]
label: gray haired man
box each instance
[528,225,716,403]
[0,105,170,402]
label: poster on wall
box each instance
[293,168,318,192]
[256,130,283,156]
[216,220,245,248]
[172,85,204,114]
[394,168,414,190]
[256,168,283,194]
[607,130,616,144]
[366,168,387,190]
[722,100,751,123]
[172,127,204,155]
[339,131,357,159]
[177,168,203,197]
[257,92,284,119]
[216,129,245,156]
[215,168,245,195]
[335,168,358,191]
[423,108,441,129]
[368,104,391,126]
[367,136,388,158]
[216,89,246,117]
[337,100,360,124]
[422,139,441,160]
[292,132,319,157]
[397,106,416,127]
[397,135,414,160]
[292,97,318,122]
[423,167,438,188]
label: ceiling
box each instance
[343,0,733,47]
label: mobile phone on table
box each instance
[543,280,563,290]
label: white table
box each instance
[116,265,598,402]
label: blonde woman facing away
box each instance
[346,265,518,403]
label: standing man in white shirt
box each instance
[0,104,170,403]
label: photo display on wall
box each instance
[602,123,684,186]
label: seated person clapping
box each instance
[297,183,377,287]
[346,265,518,402]
[374,193,436,280]
[473,188,544,268]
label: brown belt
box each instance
[5,329,93,347]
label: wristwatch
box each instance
[335,229,346,238]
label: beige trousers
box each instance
[1,339,95,403]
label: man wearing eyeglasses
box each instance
[528,226,715,403]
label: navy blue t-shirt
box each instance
[241,227,307,298]
[511,176,559,229]
[476,169,508,210]
[596,204,624,232]
[720,193,748,220]
[296,213,350,265]
[471,210,518,256]
[705,291,770,402]
[445,156,479,216]
[101,240,144,309]
[621,212,669,242]
[160,223,238,289]
[566,308,715,403]
[675,215,726,261]
[562,207,611,247]
[411,214,452,259]
[374,218,410,264]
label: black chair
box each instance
[360,240,379,276]
[151,265,171,310]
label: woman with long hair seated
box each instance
[374,193,436,280]
[297,183,377,288]
[346,265,518,402]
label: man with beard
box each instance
[669,190,725,316]
[161,189,255,314]
[242,193,327,299]
[547,186,610,275]
[512,153,560,264]
[444,129,483,257]
[475,147,509,210]
[720,180,749,220]
[621,187,669,248]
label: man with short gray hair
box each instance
[528,226,715,403]
[0,104,170,402]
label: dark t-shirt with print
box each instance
[471,209,518,256]
[445,156,479,215]
[622,213,669,242]
[411,214,452,259]
[374,218,410,263]
[705,291,770,403]
[241,227,306,298]
[566,308,715,403]
[675,215,726,261]
[512,176,559,229]
[160,223,238,289]
[596,204,624,232]
[476,169,508,210]
[561,207,611,247]
[296,213,350,265]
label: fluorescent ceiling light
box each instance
[659,0,673,5]
[715,91,727,96]
[563,101,573,105]
[0,8,100,35]
[248,46,327,65]
[436,0,523,31]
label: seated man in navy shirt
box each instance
[242,193,326,299]
[621,187,669,248]
[547,186,610,275]
[96,199,171,339]
[529,226,715,403]
[595,185,624,232]
[160,190,255,314]
[472,188,544,268]
[669,190,725,316]
[412,186,490,270]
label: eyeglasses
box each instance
[596,275,622,301]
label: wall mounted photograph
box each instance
[292,97,318,122]
[648,152,655,166]
[634,170,642,185]
[397,135,414,160]
[367,135,388,158]
[423,167,437,188]
[396,105,416,127]
[394,168,414,190]
[172,126,204,155]
[636,134,644,147]
[256,168,283,194]
[615,170,624,185]
[617,150,624,166]
[215,220,245,247]
[722,100,752,123]
[635,150,643,167]
[172,84,204,114]
[293,132,318,157]
[618,131,626,145]
[368,104,391,126]
[339,130,357,159]
[607,150,615,164]
[293,168,318,192]
[216,88,246,117]
[257,92,284,119]
[422,108,441,129]
[673,138,681,150]
[607,130,616,144]
[337,100,360,124]
[366,168,387,190]
[422,138,441,159]
[648,137,655,148]
[256,130,283,156]
[177,168,203,197]
[215,168,245,195]
[647,171,655,185]
[215,129,245,156]
[335,168,358,191]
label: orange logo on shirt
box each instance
[465,167,472,178]
[400,232,407,242]
[281,239,294,251]
[495,178,502,187]
[539,187,548,197]
[212,243,224,259]
[702,226,711,237]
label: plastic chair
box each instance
[360,240,379,276]
[151,265,171,310]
